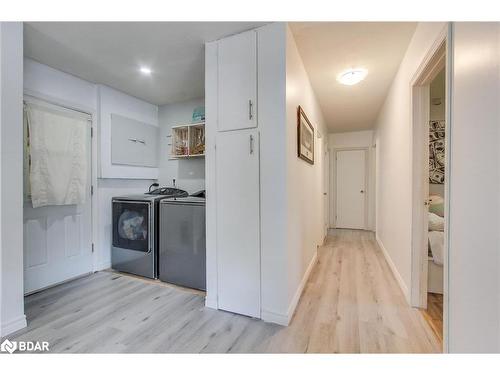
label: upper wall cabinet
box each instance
[98,85,159,179]
[218,30,257,132]
[111,114,159,168]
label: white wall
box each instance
[0,22,26,337]
[328,130,376,230]
[25,58,97,111]
[23,59,155,273]
[447,22,500,353]
[258,23,288,323]
[158,98,205,193]
[373,22,447,302]
[204,40,218,309]
[430,68,446,121]
[285,26,328,320]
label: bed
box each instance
[428,195,444,295]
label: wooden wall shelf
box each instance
[169,122,205,159]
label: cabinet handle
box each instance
[137,139,146,145]
[249,100,253,120]
[249,135,254,154]
[128,138,137,143]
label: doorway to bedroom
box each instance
[422,66,445,343]
[410,34,448,349]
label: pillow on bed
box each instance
[428,212,444,231]
[429,195,444,217]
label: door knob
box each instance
[360,190,364,193]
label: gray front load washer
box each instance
[159,196,206,290]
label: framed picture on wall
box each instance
[297,106,315,164]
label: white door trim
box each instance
[409,24,450,353]
[332,146,369,230]
[23,89,98,274]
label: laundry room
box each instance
[20,22,229,295]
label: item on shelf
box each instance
[170,122,205,158]
[172,126,189,156]
[192,106,205,122]
[189,125,205,155]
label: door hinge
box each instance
[91,185,94,195]
[91,243,95,253]
[91,127,94,138]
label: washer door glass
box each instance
[112,201,150,252]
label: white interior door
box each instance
[217,30,257,132]
[336,149,366,230]
[323,148,330,237]
[216,129,260,318]
[23,102,93,294]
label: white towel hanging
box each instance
[25,102,89,208]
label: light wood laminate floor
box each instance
[421,293,443,344]
[9,229,441,353]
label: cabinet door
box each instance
[218,30,257,132]
[216,129,260,317]
[111,114,159,167]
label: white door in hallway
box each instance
[336,149,366,229]
[323,148,330,237]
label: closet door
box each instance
[218,30,257,132]
[216,129,260,317]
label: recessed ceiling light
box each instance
[337,68,368,86]
[139,66,152,75]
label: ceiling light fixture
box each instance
[337,68,368,86]
[139,66,152,75]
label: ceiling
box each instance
[25,22,416,127]
[290,22,417,132]
[24,22,266,105]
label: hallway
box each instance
[10,230,440,353]
[266,229,440,353]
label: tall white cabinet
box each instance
[207,29,262,318]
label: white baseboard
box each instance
[261,309,289,326]
[205,296,218,310]
[262,249,318,327]
[375,233,410,303]
[1,315,27,337]
[94,261,111,272]
[287,249,318,323]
